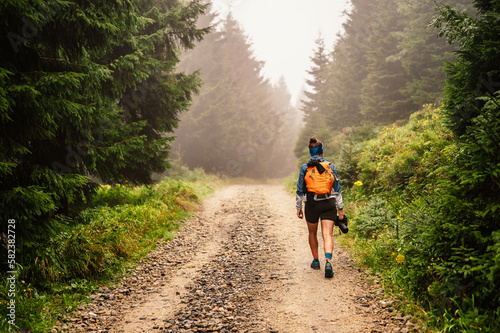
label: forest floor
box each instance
[52,184,420,333]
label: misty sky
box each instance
[211,0,350,105]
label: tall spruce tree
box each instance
[0,0,208,252]
[323,0,374,129]
[294,36,331,159]
[360,0,417,123]
[300,36,330,119]
[391,0,472,107]
[299,0,470,133]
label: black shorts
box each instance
[305,198,337,224]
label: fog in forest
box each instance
[172,0,469,179]
[174,6,305,179]
[3,1,498,330]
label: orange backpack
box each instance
[305,160,335,194]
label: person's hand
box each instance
[338,209,345,220]
[297,209,304,219]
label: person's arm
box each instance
[296,165,307,218]
[330,163,345,219]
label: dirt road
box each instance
[55,185,416,333]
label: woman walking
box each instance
[296,137,345,278]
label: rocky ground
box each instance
[52,185,423,333]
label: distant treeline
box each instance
[174,9,301,178]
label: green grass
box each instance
[286,105,499,332]
[0,171,221,332]
[284,172,299,194]
[335,105,499,332]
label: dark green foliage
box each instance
[0,0,208,281]
[354,197,398,238]
[434,3,500,137]
[391,1,471,107]
[294,36,332,160]
[421,1,500,326]
[0,178,208,331]
[360,0,418,123]
[297,0,498,329]
[353,97,499,329]
[333,137,362,189]
[324,0,373,128]
[297,0,472,153]
[300,36,330,120]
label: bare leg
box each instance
[321,219,335,278]
[321,219,335,255]
[307,221,319,258]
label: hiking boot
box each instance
[325,261,334,278]
[310,259,320,270]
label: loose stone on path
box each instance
[50,185,422,333]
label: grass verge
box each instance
[0,172,221,332]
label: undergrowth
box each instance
[0,170,220,332]
[340,105,499,332]
[289,104,499,332]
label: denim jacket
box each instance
[296,156,343,211]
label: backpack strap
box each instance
[326,161,338,182]
[307,159,326,174]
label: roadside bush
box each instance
[90,184,154,207]
[0,177,214,332]
[345,102,500,331]
[357,105,453,200]
[353,197,399,239]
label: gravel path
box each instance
[52,184,420,333]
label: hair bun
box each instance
[309,137,318,144]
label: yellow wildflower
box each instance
[396,254,405,264]
[354,181,363,187]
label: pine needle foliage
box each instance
[427,1,500,328]
[0,0,209,276]
[351,1,500,321]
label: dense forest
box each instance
[0,0,211,328]
[0,0,499,331]
[1,0,209,232]
[295,0,473,161]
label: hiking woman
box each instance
[296,137,345,278]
